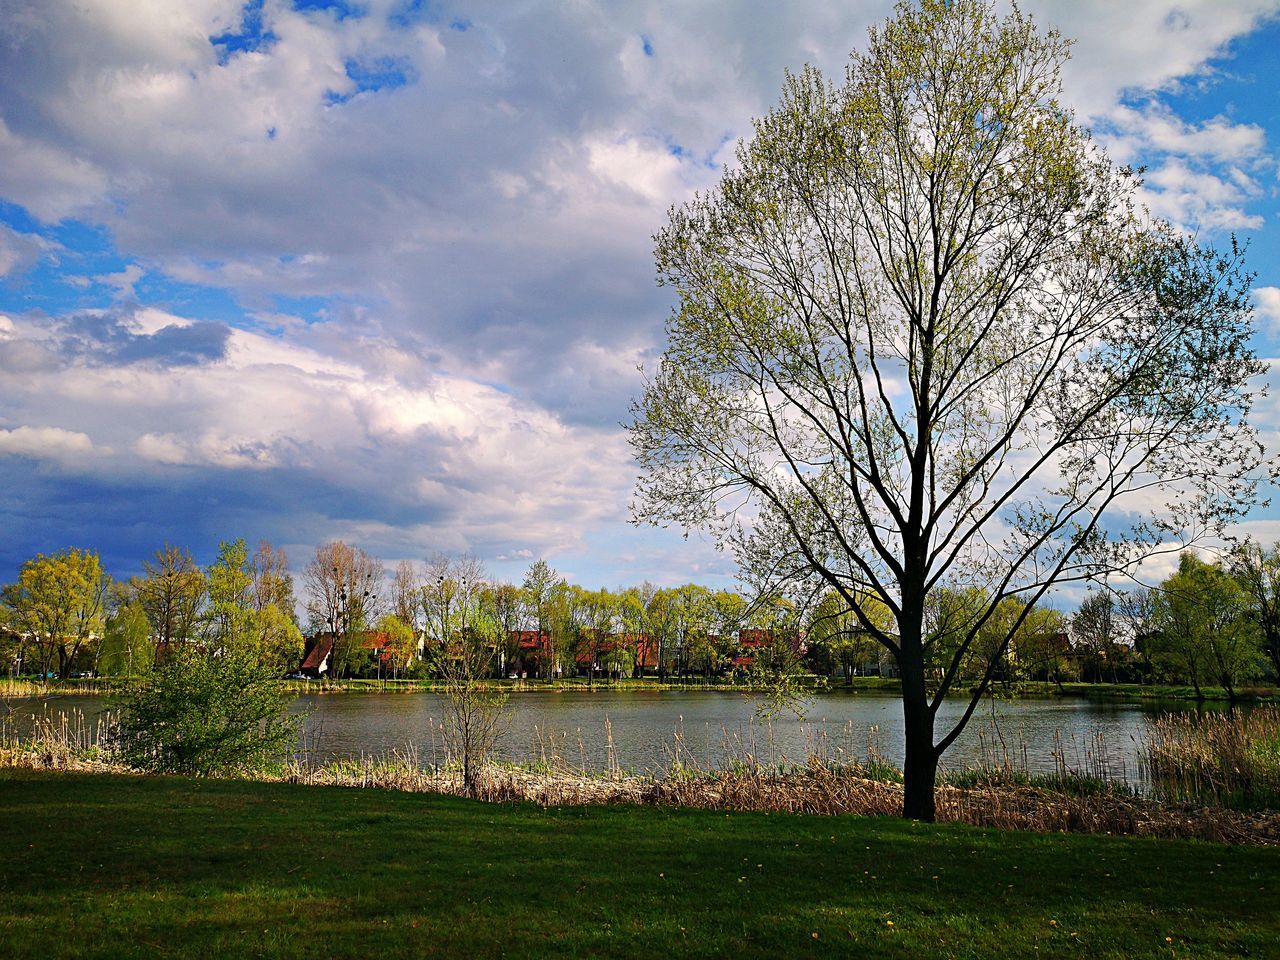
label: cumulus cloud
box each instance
[1255,287,1280,334]
[46,310,233,367]
[0,223,50,278]
[0,304,634,568]
[0,0,1276,582]
[0,425,95,460]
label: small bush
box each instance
[113,648,301,776]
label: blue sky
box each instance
[2,0,1280,592]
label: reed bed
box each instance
[5,704,1280,844]
[0,705,124,772]
[1141,706,1280,810]
[265,753,1280,844]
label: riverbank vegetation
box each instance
[6,699,1280,844]
[1143,708,1280,811]
[1,769,1277,959]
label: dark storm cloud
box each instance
[56,313,231,367]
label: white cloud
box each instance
[0,223,49,278]
[95,263,145,299]
[0,0,1278,581]
[1139,159,1266,230]
[0,425,95,461]
[1255,288,1280,334]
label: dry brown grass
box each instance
[267,754,1280,845]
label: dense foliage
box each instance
[113,647,301,776]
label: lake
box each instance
[2,688,1198,782]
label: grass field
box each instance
[1,769,1277,958]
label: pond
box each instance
[2,688,1201,782]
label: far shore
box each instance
[4,674,1277,704]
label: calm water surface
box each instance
[3,689,1198,781]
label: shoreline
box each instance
[3,743,1277,846]
[4,675,1277,704]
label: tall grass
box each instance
[6,702,1279,843]
[0,705,119,769]
[1141,707,1280,811]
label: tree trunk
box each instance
[898,648,938,821]
[902,722,938,821]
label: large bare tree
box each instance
[629,0,1268,819]
[304,541,383,678]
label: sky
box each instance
[2,0,1280,591]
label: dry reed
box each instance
[1141,706,1280,810]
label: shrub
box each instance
[114,648,301,776]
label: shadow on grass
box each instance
[2,770,1277,959]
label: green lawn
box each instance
[1,770,1276,959]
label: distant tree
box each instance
[1116,587,1160,682]
[629,0,1268,819]
[3,548,109,679]
[250,540,297,620]
[304,541,383,678]
[642,585,681,680]
[206,539,255,651]
[207,539,303,672]
[422,553,489,671]
[1152,553,1262,702]
[547,583,590,679]
[807,591,890,684]
[1072,591,1119,683]
[482,582,524,677]
[374,612,417,678]
[97,598,153,678]
[1229,541,1280,679]
[132,544,205,653]
[577,588,620,684]
[1009,605,1072,688]
[390,559,422,634]
[520,559,562,678]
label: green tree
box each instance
[520,559,562,679]
[577,587,620,684]
[807,590,889,684]
[374,612,418,678]
[97,599,153,678]
[1152,553,1262,702]
[132,544,205,653]
[1009,605,1072,688]
[114,646,301,775]
[206,539,254,650]
[1230,541,1280,680]
[481,581,524,677]
[205,539,304,672]
[628,0,1267,819]
[3,548,109,679]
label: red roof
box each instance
[511,630,551,650]
[300,635,334,671]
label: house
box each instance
[509,630,553,677]
[298,634,335,678]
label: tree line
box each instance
[4,537,1278,696]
